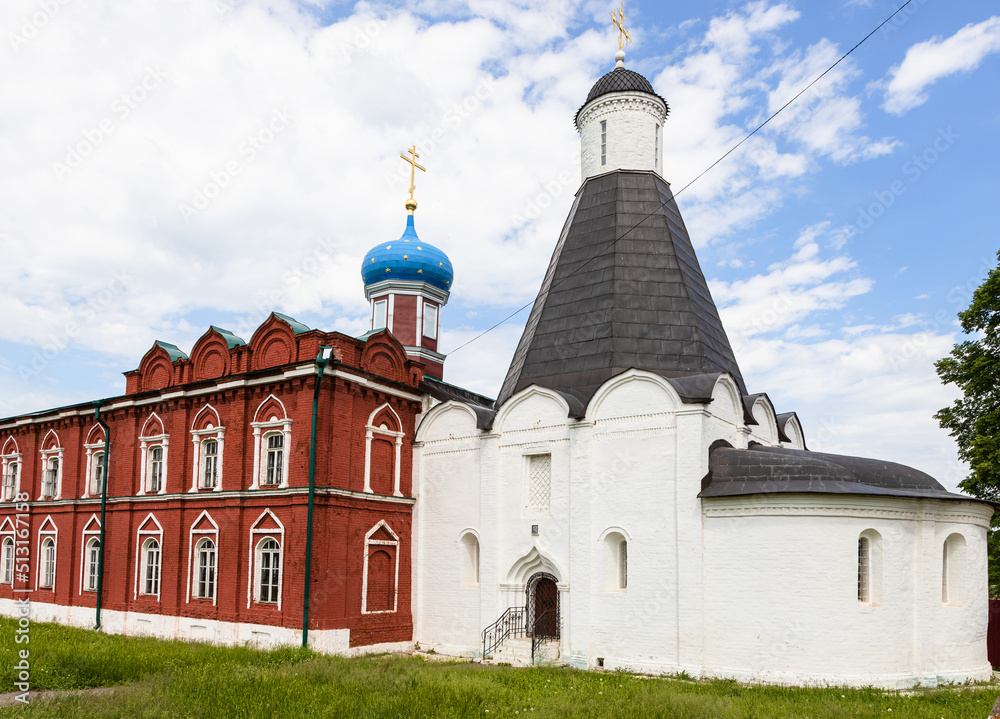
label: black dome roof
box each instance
[575,67,668,127]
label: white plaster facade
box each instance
[412,370,992,688]
[578,91,667,181]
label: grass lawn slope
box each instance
[0,619,996,718]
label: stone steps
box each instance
[486,636,561,666]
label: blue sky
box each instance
[1,0,998,489]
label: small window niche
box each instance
[857,529,882,606]
[942,533,967,606]
[460,532,480,588]
[603,531,627,592]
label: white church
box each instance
[407,47,993,688]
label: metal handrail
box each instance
[481,606,527,658]
[530,609,558,664]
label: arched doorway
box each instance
[527,572,559,639]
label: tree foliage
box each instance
[935,250,1000,501]
[935,250,1000,592]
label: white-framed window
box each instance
[35,516,58,591]
[2,462,19,501]
[190,407,225,493]
[133,513,163,600]
[201,439,219,489]
[186,510,219,605]
[256,538,281,604]
[858,529,882,606]
[38,430,63,500]
[148,446,164,493]
[373,298,388,331]
[422,302,438,340]
[78,515,101,595]
[141,538,161,597]
[460,531,479,588]
[42,458,59,499]
[1,438,21,502]
[84,537,101,592]
[251,399,292,490]
[1,537,13,584]
[40,537,56,589]
[525,454,552,512]
[138,414,168,497]
[194,538,216,600]
[263,433,283,486]
[89,452,105,496]
[362,520,400,614]
[654,123,661,169]
[246,509,285,609]
[600,120,607,165]
[943,533,967,606]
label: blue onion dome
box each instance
[361,215,454,292]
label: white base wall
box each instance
[1,599,412,657]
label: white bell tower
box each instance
[576,49,669,182]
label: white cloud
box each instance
[882,16,1000,115]
[711,228,967,490]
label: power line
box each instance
[446,0,915,356]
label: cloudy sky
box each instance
[2,0,998,491]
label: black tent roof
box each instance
[496,170,746,408]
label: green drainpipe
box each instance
[303,347,331,648]
[92,402,110,631]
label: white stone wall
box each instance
[578,92,668,181]
[412,370,993,686]
[701,496,992,688]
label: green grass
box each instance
[0,619,997,718]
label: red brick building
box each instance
[0,312,429,651]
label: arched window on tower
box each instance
[600,121,607,166]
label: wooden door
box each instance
[533,577,558,638]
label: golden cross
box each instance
[400,145,426,213]
[610,1,631,51]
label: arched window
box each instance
[90,452,105,496]
[201,439,219,489]
[256,538,281,604]
[84,538,101,592]
[943,533,967,606]
[858,529,882,605]
[195,538,216,600]
[2,537,13,584]
[460,532,479,587]
[141,538,161,596]
[40,538,56,589]
[603,531,627,591]
[147,446,164,493]
[263,433,283,486]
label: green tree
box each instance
[935,250,1000,592]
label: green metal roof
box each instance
[155,341,189,362]
[272,312,312,335]
[210,326,247,348]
